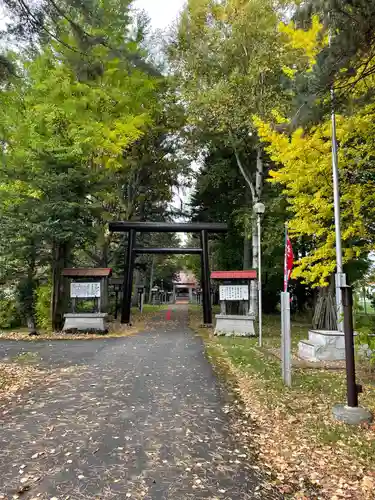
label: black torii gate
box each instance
[108,222,228,325]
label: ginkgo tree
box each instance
[256,108,375,286]
[0,13,162,329]
[255,13,375,287]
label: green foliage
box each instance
[168,0,291,198]
[35,284,52,331]
[355,313,375,368]
[169,0,314,313]
[169,0,289,134]
[190,145,303,312]
[0,0,185,329]
[0,292,22,329]
[190,148,248,270]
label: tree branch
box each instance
[255,145,263,200]
[233,145,256,200]
[18,0,85,55]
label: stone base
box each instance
[332,404,373,425]
[214,314,255,337]
[63,313,108,333]
[298,330,349,362]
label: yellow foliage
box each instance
[270,109,288,124]
[255,106,375,286]
[279,15,328,74]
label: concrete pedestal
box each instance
[63,313,108,333]
[214,314,255,337]
[298,330,349,362]
[332,404,372,425]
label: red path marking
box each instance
[165,310,172,321]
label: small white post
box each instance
[140,290,144,313]
[281,292,292,387]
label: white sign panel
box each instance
[71,282,101,298]
[220,285,249,301]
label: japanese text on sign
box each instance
[71,282,101,298]
[219,285,249,301]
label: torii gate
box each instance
[108,222,228,325]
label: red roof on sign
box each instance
[211,270,257,280]
[62,268,112,278]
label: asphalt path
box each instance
[0,307,279,499]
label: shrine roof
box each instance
[173,270,197,285]
[211,270,257,280]
[62,268,112,278]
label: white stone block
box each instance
[214,314,255,337]
[308,330,343,346]
[63,313,108,333]
[298,330,348,362]
[298,340,318,361]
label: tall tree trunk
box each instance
[101,236,109,267]
[18,240,38,335]
[51,241,71,331]
[243,187,251,270]
[27,247,37,334]
[249,146,263,315]
[234,143,264,316]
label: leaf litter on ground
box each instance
[186,302,375,500]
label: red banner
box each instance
[284,232,294,292]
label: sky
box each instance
[135,0,193,227]
[134,0,185,30]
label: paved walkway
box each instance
[0,307,279,499]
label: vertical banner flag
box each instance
[284,227,294,292]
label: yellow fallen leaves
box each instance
[0,362,42,397]
[208,349,375,499]
[362,475,375,493]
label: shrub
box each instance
[35,283,52,331]
[0,290,22,329]
[355,314,375,368]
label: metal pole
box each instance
[281,292,285,380]
[329,31,346,332]
[285,292,292,387]
[280,292,292,387]
[121,229,136,324]
[201,229,212,325]
[257,214,263,346]
[341,286,359,407]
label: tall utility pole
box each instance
[329,31,346,332]
[253,202,265,345]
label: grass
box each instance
[189,305,375,497]
[133,304,169,315]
